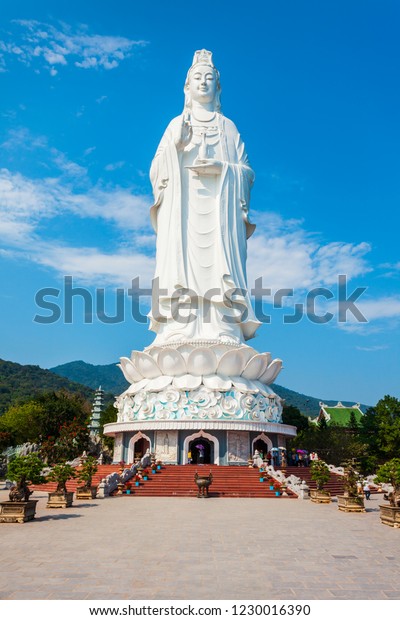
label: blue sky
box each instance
[0,0,399,405]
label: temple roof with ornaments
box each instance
[315,401,363,426]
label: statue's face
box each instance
[188,64,217,104]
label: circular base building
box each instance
[104,341,296,465]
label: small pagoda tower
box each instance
[89,386,104,437]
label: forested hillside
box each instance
[0,359,95,414]
[51,360,126,395]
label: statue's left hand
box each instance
[189,158,223,175]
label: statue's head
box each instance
[184,49,221,111]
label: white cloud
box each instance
[105,161,125,172]
[34,244,155,286]
[355,297,400,321]
[0,135,395,332]
[1,127,47,150]
[0,167,152,242]
[379,261,400,278]
[50,149,87,178]
[356,345,389,352]
[247,211,371,292]
[0,166,154,287]
[324,295,400,331]
[0,158,376,295]
[83,146,96,157]
[0,20,148,74]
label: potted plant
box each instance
[142,469,149,481]
[156,460,162,470]
[337,461,365,513]
[274,483,282,497]
[0,454,45,523]
[76,456,98,500]
[375,458,400,528]
[310,460,331,503]
[46,462,77,508]
[125,481,132,495]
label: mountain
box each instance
[50,360,126,395]
[0,357,367,419]
[269,384,367,417]
[271,383,322,417]
[0,358,96,414]
[50,360,367,417]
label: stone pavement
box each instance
[0,487,399,600]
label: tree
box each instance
[341,460,360,498]
[40,417,89,465]
[34,390,91,440]
[374,396,400,459]
[310,460,330,491]
[0,401,44,446]
[360,396,400,462]
[0,390,90,449]
[282,405,309,432]
[375,458,400,507]
[46,463,77,494]
[348,410,359,433]
[99,403,117,451]
[318,415,328,431]
[77,456,98,489]
[0,430,12,450]
[7,454,46,501]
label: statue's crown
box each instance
[191,49,215,70]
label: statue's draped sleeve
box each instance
[150,117,187,293]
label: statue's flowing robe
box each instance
[149,113,260,343]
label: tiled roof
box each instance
[323,407,363,426]
[316,402,364,426]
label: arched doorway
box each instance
[253,438,269,458]
[252,433,273,460]
[183,430,220,465]
[134,437,149,459]
[189,438,212,464]
[127,431,151,463]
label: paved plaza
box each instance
[0,487,399,600]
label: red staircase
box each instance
[282,466,345,496]
[117,465,297,498]
[32,464,299,498]
[32,465,118,493]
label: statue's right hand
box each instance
[175,114,192,150]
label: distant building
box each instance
[314,401,363,426]
[89,386,104,436]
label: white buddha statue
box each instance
[149,49,260,345]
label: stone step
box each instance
[33,464,298,498]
